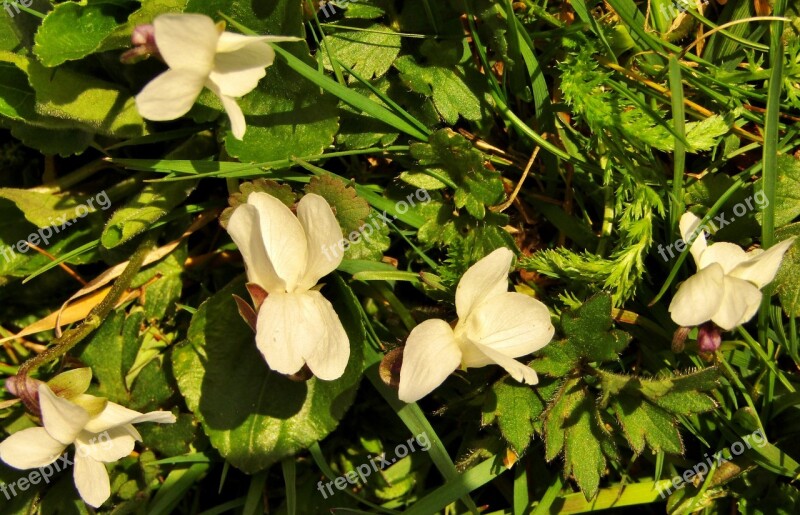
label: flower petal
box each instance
[135,69,206,121]
[227,203,285,292]
[247,192,308,292]
[210,38,274,97]
[83,401,175,434]
[730,237,796,288]
[153,13,217,72]
[455,248,513,319]
[75,428,136,463]
[467,341,539,384]
[302,291,350,380]
[462,292,554,362]
[296,193,345,291]
[38,383,90,445]
[255,292,320,376]
[0,427,66,469]
[669,263,725,327]
[711,276,763,331]
[398,319,461,403]
[73,454,111,508]
[220,92,246,140]
[699,242,749,273]
[679,212,707,266]
[216,32,302,53]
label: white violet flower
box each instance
[0,382,175,507]
[134,13,300,140]
[226,192,350,380]
[669,212,795,331]
[398,247,555,403]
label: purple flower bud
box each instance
[6,375,43,415]
[131,24,156,48]
[121,24,158,64]
[698,322,722,353]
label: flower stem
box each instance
[17,234,157,378]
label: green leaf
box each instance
[320,23,401,82]
[33,1,125,66]
[0,50,146,137]
[684,115,730,152]
[776,223,800,316]
[101,181,196,249]
[543,377,584,461]
[4,119,92,156]
[649,391,718,415]
[410,129,503,219]
[0,188,105,228]
[172,275,364,473]
[304,175,370,233]
[612,395,684,455]
[394,40,487,125]
[535,294,631,374]
[769,154,800,227]
[564,395,607,500]
[483,377,546,456]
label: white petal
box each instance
[227,203,285,292]
[296,193,345,291]
[455,248,513,319]
[75,428,136,463]
[38,384,90,445]
[135,69,206,121]
[210,38,274,97]
[216,32,302,53]
[398,319,461,403]
[730,237,796,288]
[699,242,749,273]
[255,292,320,376]
[462,292,554,362]
[679,212,707,266]
[669,263,725,327]
[73,454,111,508]
[711,276,763,330]
[220,92,246,140]
[84,401,175,434]
[302,291,350,380]
[153,13,218,72]
[467,341,539,384]
[0,427,66,469]
[247,192,308,292]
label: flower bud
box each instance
[697,322,722,353]
[120,24,158,63]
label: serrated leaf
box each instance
[543,377,584,461]
[639,367,720,398]
[0,187,105,228]
[172,275,364,473]
[613,395,684,455]
[320,23,401,82]
[101,181,196,249]
[484,377,545,456]
[685,115,730,152]
[394,47,485,124]
[305,175,370,233]
[34,1,125,66]
[410,129,503,219]
[650,391,718,415]
[564,394,606,500]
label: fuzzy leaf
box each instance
[484,377,546,456]
[613,395,684,455]
[320,23,401,82]
[564,395,607,500]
